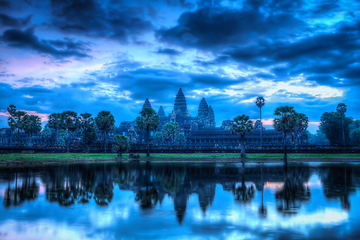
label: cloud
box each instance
[0,13,31,28]
[50,0,153,43]
[0,28,92,59]
[153,48,182,56]
[156,5,306,51]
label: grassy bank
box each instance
[0,153,360,166]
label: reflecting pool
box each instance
[0,162,360,239]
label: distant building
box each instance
[119,88,287,146]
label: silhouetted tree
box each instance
[336,103,347,145]
[231,114,254,159]
[136,107,160,157]
[273,106,297,164]
[255,96,265,148]
[95,111,115,153]
[113,135,129,158]
[80,113,98,152]
[320,111,352,146]
[161,122,180,144]
[7,104,27,145]
[60,111,80,152]
[48,113,63,140]
[293,112,309,147]
[23,115,42,145]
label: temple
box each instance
[119,88,287,146]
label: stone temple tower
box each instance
[158,106,165,118]
[142,98,152,109]
[174,88,188,115]
[208,105,215,127]
[198,98,209,125]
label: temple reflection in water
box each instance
[1,162,357,227]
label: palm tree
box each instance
[231,114,254,159]
[255,97,265,148]
[336,103,347,146]
[273,106,297,164]
[95,111,115,153]
[80,113,97,153]
[7,104,27,145]
[294,112,309,147]
[48,113,63,141]
[23,115,42,146]
[113,135,129,158]
[136,107,160,157]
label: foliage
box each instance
[231,115,254,141]
[42,127,52,138]
[350,120,360,130]
[153,132,163,144]
[307,130,330,145]
[231,114,254,158]
[161,122,180,143]
[350,128,360,146]
[59,111,81,152]
[255,96,265,109]
[293,112,309,145]
[135,107,160,157]
[48,113,63,131]
[273,106,297,135]
[7,104,27,144]
[336,103,347,115]
[23,115,42,142]
[95,111,115,153]
[80,113,98,152]
[175,133,186,143]
[113,135,130,157]
[273,105,298,163]
[319,111,352,145]
[135,108,160,131]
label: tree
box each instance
[153,132,163,144]
[113,135,129,158]
[23,115,42,145]
[231,114,254,159]
[307,130,329,145]
[48,113,63,140]
[293,112,309,147]
[175,133,186,144]
[7,104,27,145]
[336,103,347,146]
[273,106,297,164]
[80,113,98,153]
[350,128,360,146]
[319,112,352,146]
[60,111,80,152]
[95,111,115,153]
[42,127,52,138]
[135,107,160,157]
[255,96,265,148]
[161,122,180,144]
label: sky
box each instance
[0,0,359,133]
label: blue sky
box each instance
[0,0,359,132]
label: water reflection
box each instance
[1,162,360,239]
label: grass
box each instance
[0,152,360,166]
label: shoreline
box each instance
[1,153,360,167]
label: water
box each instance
[0,162,359,239]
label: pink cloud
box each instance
[0,111,49,122]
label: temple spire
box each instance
[158,106,165,117]
[142,98,152,109]
[174,88,187,114]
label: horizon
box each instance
[1,0,360,134]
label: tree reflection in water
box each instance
[4,162,360,229]
[232,163,255,205]
[3,171,39,209]
[275,166,311,215]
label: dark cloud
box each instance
[0,0,11,9]
[0,28,92,58]
[153,48,182,56]
[0,13,31,28]
[156,5,306,51]
[50,0,153,43]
